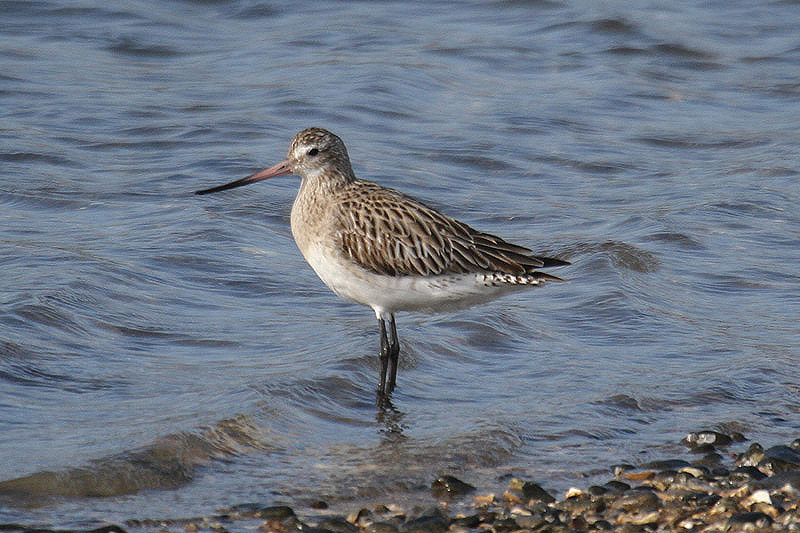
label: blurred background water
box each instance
[1,0,799,528]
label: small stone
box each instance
[689,492,721,508]
[737,443,766,466]
[450,514,480,528]
[521,481,555,503]
[624,471,655,481]
[752,503,781,519]
[640,459,690,470]
[613,463,636,477]
[676,490,706,504]
[617,524,648,533]
[605,480,631,492]
[730,466,767,482]
[699,493,722,507]
[647,471,677,491]
[695,451,724,466]
[399,515,448,533]
[610,490,660,512]
[223,503,263,518]
[710,465,730,477]
[89,527,128,533]
[568,516,588,530]
[525,505,563,526]
[473,493,495,506]
[588,485,608,496]
[679,465,709,478]
[687,443,717,454]
[475,510,497,524]
[311,500,329,510]
[560,493,601,515]
[508,477,525,492]
[758,469,800,492]
[430,475,475,499]
[261,520,289,532]
[684,430,732,448]
[616,510,660,526]
[514,514,548,530]
[672,472,714,492]
[762,445,800,471]
[710,497,739,515]
[255,506,296,521]
[744,489,772,506]
[317,516,359,533]
[492,517,519,532]
[592,518,614,530]
[364,522,399,533]
[564,487,585,499]
[677,518,702,529]
[346,508,370,526]
[728,511,773,528]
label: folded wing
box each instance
[335,181,569,279]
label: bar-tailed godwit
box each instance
[197,128,569,401]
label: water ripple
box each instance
[1,0,799,525]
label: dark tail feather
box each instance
[530,271,567,282]
[535,256,571,268]
[525,255,569,282]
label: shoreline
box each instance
[5,431,800,532]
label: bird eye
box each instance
[307,148,319,156]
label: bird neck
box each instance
[300,165,355,195]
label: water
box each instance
[2,0,799,527]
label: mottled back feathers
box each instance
[333,180,568,281]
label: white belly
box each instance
[298,242,524,320]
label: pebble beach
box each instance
[7,431,800,533]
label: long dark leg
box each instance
[386,314,400,393]
[377,317,390,399]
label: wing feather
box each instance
[334,181,568,277]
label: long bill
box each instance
[195,160,292,195]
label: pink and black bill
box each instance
[195,160,292,195]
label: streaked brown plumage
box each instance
[334,181,567,279]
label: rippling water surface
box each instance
[2,0,799,527]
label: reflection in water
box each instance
[376,399,408,440]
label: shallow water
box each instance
[1,0,799,527]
